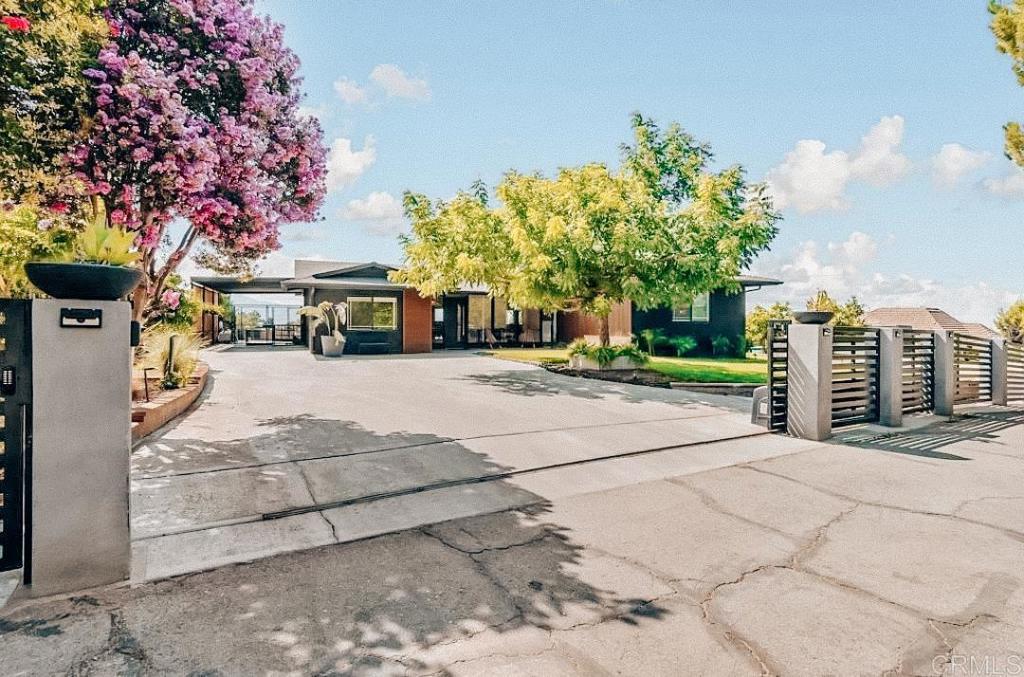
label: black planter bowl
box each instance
[793,310,835,325]
[25,262,143,301]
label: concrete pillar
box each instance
[878,327,904,427]
[27,299,131,597]
[992,338,1008,406]
[786,323,833,441]
[933,331,956,416]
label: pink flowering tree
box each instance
[71,0,327,322]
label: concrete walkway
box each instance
[130,348,798,581]
[2,406,1023,675]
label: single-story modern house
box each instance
[863,307,998,340]
[192,260,781,355]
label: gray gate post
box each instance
[26,299,131,597]
[878,327,904,427]
[786,323,833,441]
[992,338,1008,406]
[933,331,956,416]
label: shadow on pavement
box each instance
[460,368,743,411]
[133,415,453,478]
[1,505,672,675]
[830,409,1024,461]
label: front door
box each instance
[442,296,468,349]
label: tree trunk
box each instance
[599,314,611,347]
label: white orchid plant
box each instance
[298,301,348,340]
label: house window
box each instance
[672,292,711,323]
[348,297,397,330]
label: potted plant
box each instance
[25,205,143,300]
[794,291,836,325]
[298,301,348,357]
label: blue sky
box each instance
[237,1,1024,322]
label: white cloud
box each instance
[848,115,911,186]
[326,136,376,192]
[983,169,1024,198]
[765,116,910,214]
[369,64,431,101]
[752,230,1019,324]
[931,143,991,187]
[339,191,407,237]
[333,77,368,105]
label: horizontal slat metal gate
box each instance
[953,333,992,404]
[902,330,934,414]
[832,326,880,426]
[0,300,31,573]
[1007,342,1024,403]
[767,320,789,432]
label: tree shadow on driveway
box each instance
[459,368,747,412]
[133,415,454,478]
[2,504,674,676]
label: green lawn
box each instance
[481,348,767,384]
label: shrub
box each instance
[568,338,591,357]
[711,334,732,356]
[639,327,667,354]
[139,329,204,389]
[568,341,648,368]
[667,335,697,357]
[733,334,749,358]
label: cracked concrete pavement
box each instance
[3,406,1024,675]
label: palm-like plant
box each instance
[298,301,348,340]
[639,327,666,354]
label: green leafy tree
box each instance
[0,203,77,295]
[0,0,107,200]
[746,301,793,349]
[991,2,1024,169]
[806,290,865,327]
[995,299,1024,343]
[394,114,779,346]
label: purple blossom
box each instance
[70,0,327,270]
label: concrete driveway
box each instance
[130,347,804,581]
[3,401,1024,675]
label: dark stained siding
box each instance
[631,289,747,355]
[312,288,404,354]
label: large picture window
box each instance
[672,292,710,323]
[347,297,397,330]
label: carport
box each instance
[191,275,305,346]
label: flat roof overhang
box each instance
[190,276,295,294]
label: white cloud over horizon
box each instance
[369,64,431,101]
[983,166,1024,198]
[766,116,911,213]
[751,230,1019,324]
[931,143,991,188]
[333,77,368,105]
[326,136,376,192]
[339,191,408,237]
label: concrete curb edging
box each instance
[670,382,759,396]
[131,362,209,442]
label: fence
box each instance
[902,330,935,414]
[953,333,993,405]
[1008,342,1024,404]
[831,327,880,426]
[767,323,1023,441]
[766,320,790,432]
